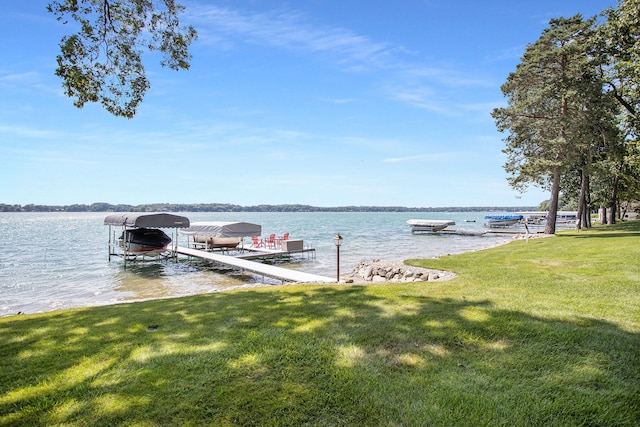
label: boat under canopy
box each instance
[407,219,455,233]
[118,228,172,256]
[105,213,190,262]
[180,221,263,251]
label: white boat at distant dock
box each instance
[451,228,487,236]
[407,219,455,233]
[517,211,578,226]
[484,214,524,228]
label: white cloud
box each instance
[0,71,40,84]
[188,5,402,70]
[188,3,499,118]
[401,65,494,88]
[486,45,526,62]
[318,97,358,105]
[386,85,457,115]
[384,152,458,163]
[0,124,61,139]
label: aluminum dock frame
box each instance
[175,246,335,284]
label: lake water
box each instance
[0,211,516,316]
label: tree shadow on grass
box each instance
[1,286,638,426]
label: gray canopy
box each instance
[104,213,190,228]
[180,221,262,237]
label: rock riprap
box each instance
[343,259,456,283]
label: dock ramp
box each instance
[175,246,334,283]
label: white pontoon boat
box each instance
[180,221,262,251]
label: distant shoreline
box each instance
[0,203,539,213]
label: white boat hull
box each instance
[119,242,169,257]
[484,215,523,228]
[486,219,520,228]
[192,235,241,250]
[407,219,455,233]
[118,228,172,257]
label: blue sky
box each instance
[0,1,615,207]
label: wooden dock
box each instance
[175,246,334,284]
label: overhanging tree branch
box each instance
[48,0,197,118]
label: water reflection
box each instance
[111,259,281,302]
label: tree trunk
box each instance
[576,169,588,229]
[601,207,608,224]
[584,174,591,228]
[609,175,619,224]
[545,167,560,234]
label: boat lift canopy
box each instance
[104,213,190,229]
[104,213,190,263]
[180,221,262,238]
[483,214,524,221]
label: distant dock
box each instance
[175,246,334,284]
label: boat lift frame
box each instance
[104,213,190,267]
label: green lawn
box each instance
[1,222,639,426]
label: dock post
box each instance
[108,226,112,261]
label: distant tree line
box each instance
[0,203,539,213]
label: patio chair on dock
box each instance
[250,236,264,248]
[265,234,276,249]
[276,232,289,248]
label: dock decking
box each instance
[236,245,316,260]
[175,246,334,284]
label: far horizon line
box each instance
[1,202,543,213]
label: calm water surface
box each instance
[0,212,514,316]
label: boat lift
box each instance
[104,213,190,266]
[105,214,330,282]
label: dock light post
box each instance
[334,234,343,282]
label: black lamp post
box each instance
[334,234,343,282]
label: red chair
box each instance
[276,232,289,248]
[250,236,264,248]
[265,234,276,249]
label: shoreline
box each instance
[1,213,550,317]
[340,231,551,284]
[342,259,457,284]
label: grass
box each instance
[1,222,639,426]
